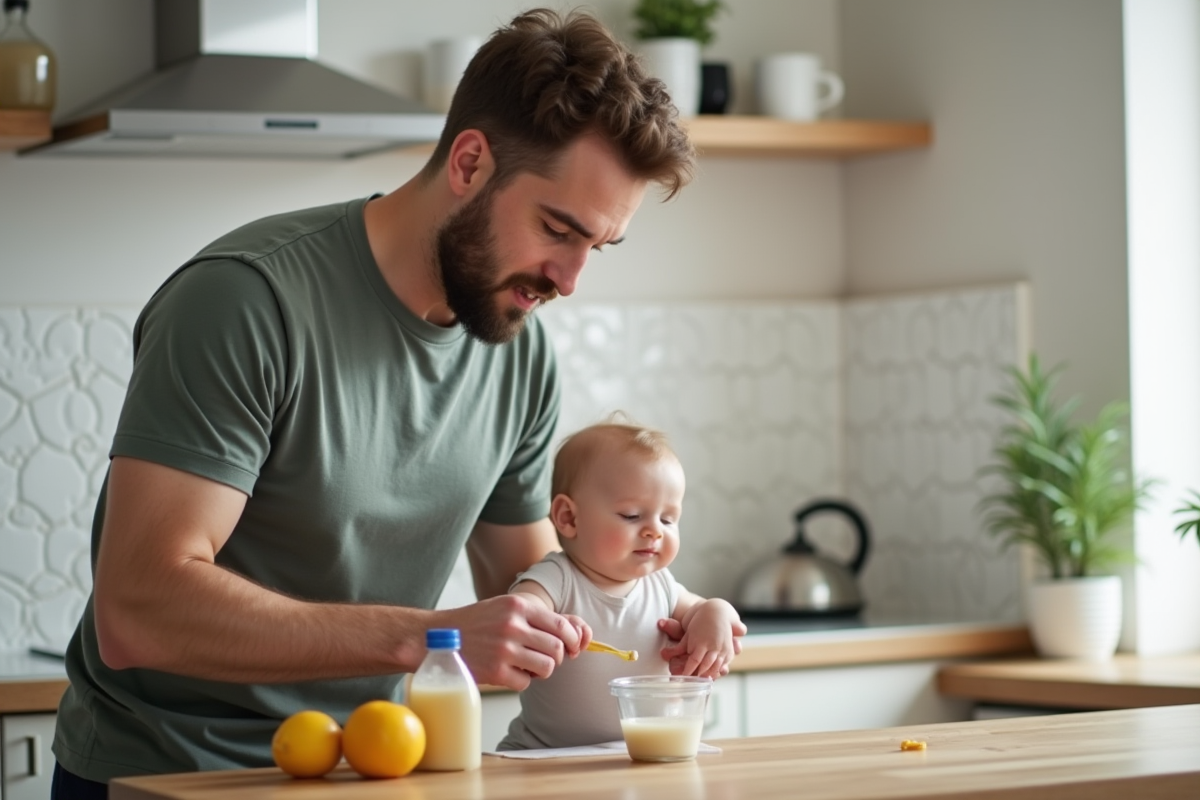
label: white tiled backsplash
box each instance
[0,285,1025,650]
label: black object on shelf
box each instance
[699,62,731,114]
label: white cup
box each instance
[755,52,844,121]
[423,36,483,114]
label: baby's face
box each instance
[562,450,685,586]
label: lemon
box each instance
[342,700,427,779]
[271,710,343,778]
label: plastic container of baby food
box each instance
[609,675,713,762]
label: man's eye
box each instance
[543,222,568,241]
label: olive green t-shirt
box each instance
[52,197,560,782]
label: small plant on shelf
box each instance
[632,0,726,45]
[978,354,1154,579]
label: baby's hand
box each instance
[660,599,740,679]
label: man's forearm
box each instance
[95,558,432,683]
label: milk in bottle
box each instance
[407,628,482,771]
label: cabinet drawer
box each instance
[745,661,970,737]
[2,713,57,800]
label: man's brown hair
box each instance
[420,8,694,198]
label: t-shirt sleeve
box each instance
[478,320,561,525]
[509,552,570,612]
[110,259,288,495]
[659,568,686,618]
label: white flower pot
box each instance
[1027,576,1122,660]
[637,37,701,118]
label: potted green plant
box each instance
[633,0,725,44]
[631,0,726,118]
[979,355,1154,659]
[1174,492,1200,542]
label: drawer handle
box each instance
[25,734,42,777]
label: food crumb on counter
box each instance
[899,740,927,751]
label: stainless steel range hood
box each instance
[25,0,445,159]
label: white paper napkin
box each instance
[485,741,722,759]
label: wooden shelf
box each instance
[0,109,51,151]
[0,113,929,158]
[683,116,931,157]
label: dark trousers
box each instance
[52,762,107,799]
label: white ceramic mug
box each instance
[755,52,844,121]
[423,36,483,114]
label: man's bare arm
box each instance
[465,517,559,600]
[93,457,577,689]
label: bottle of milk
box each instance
[408,628,482,771]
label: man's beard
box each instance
[435,185,558,345]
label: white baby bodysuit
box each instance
[496,551,683,750]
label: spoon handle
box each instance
[586,640,639,661]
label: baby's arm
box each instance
[510,581,594,657]
[662,592,742,679]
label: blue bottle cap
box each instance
[426,628,461,649]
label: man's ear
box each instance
[446,129,495,200]
[550,494,579,539]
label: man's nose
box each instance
[543,248,589,297]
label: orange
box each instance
[342,700,426,779]
[271,710,343,778]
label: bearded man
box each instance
[49,8,714,798]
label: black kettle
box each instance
[735,499,871,617]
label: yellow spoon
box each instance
[586,640,638,661]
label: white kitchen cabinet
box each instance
[480,692,522,751]
[703,674,743,740]
[744,661,971,737]
[2,713,56,800]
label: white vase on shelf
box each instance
[1026,575,1122,660]
[636,37,701,118]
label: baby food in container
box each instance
[610,676,713,762]
[407,628,482,771]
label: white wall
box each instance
[839,0,1130,419]
[840,0,1200,653]
[1123,0,1200,654]
[0,0,845,309]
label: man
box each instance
[50,8,705,797]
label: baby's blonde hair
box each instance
[552,414,676,498]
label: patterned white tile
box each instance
[535,303,845,602]
[1,289,1025,647]
[843,286,1025,623]
[0,308,138,650]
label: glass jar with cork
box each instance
[0,0,56,111]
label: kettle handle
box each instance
[790,499,871,575]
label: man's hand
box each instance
[659,599,745,678]
[437,593,587,691]
[561,613,594,655]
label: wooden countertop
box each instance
[0,622,1034,711]
[110,704,1200,799]
[938,653,1200,710]
[0,651,69,713]
[729,619,1032,673]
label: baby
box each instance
[497,419,742,750]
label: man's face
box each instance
[435,135,648,345]
[435,182,539,344]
